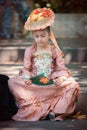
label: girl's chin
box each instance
[38,44,45,47]
[38,43,47,47]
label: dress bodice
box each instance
[33,53,52,77]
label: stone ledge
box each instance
[0,38,87,47]
[0,47,87,63]
[0,63,87,90]
[75,93,87,114]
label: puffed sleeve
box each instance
[51,46,71,80]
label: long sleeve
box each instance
[23,46,32,70]
[51,46,71,80]
[22,46,34,77]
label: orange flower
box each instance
[33,8,41,14]
[40,77,49,84]
[42,8,52,17]
[30,8,53,21]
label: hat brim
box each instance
[24,16,55,31]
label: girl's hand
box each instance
[25,79,32,85]
[19,68,33,77]
[54,76,67,86]
[19,69,23,76]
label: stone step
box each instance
[0,63,87,88]
[0,38,87,63]
[75,93,87,115]
[0,46,87,63]
[0,63,87,115]
[0,62,87,116]
[0,38,87,48]
[0,38,86,117]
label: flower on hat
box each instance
[30,8,54,21]
[24,7,55,31]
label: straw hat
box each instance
[24,7,55,31]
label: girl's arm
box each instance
[51,47,71,80]
[19,46,34,79]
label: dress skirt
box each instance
[8,76,80,121]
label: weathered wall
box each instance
[53,14,87,38]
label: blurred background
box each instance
[0,0,87,39]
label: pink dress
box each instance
[8,44,80,121]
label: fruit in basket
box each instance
[40,77,49,84]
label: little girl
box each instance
[8,8,80,121]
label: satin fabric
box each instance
[8,44,80,121]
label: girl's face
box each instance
[32,29,50,47]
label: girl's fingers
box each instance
[56,80,62,86]
[54,77,64,86]
[19,69,23,76]
[25,80,32,85]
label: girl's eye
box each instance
[35,35,46,38]
[41,35,46,37]
[35,36,39,38]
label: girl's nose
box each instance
[38,37,42,41]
